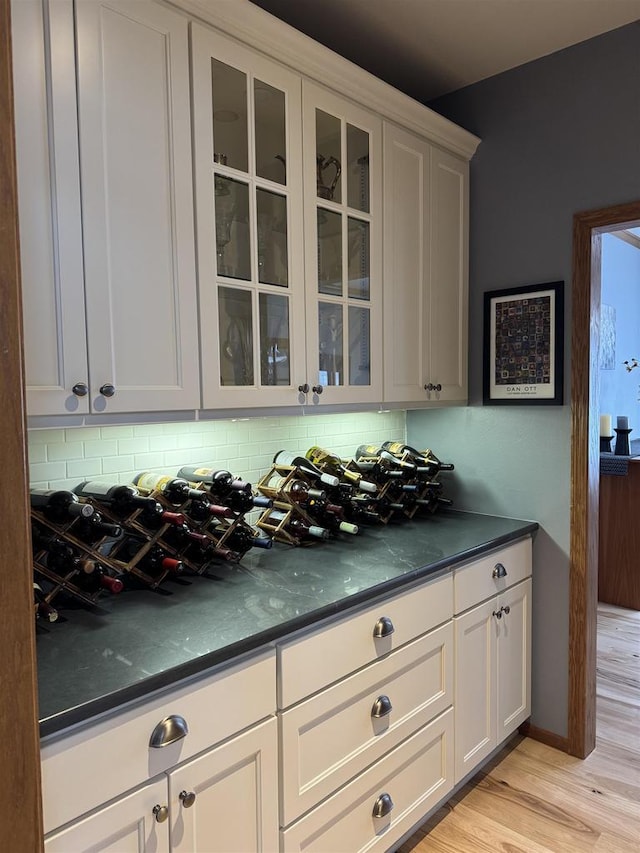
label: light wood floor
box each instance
[396,603,640,852]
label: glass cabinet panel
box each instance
[218,286,254,386]
[211,59,248,172]
[348,306,370,385]
[257,189,288,286]
[318,302,343,386]
[259,293,290,386]
[315,110,341,203]
[214,177,250,279]
[347,124,369,212]
[347,217,369,300]
[255,80,286,184]
[317,209,342,296]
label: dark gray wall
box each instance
[408,22,640,737]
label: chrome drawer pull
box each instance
[152,804,169,823]
[371,695,393,719]
[179,790,196,808]
[372,792,394,818]
[149,714,189,748]
[492,562,507,579]
[373,616,395,638]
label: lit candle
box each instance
[600,414,612,436]
[617,415,629,431]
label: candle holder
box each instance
[614,428,632,456]
[600,435,614,453]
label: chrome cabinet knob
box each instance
[373,615,395,638]
[72,382,88,397]
[492,563,507,579]
[152,804,169,823]
[298,383,310,393]
[371,695,393,719]
[493,608,503,619]
[99,383,116,397]
[312,384,323,394]
[149,714,189,748]
[179,790,196,808]
[372,792,394,819]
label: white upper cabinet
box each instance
[383,123,469,405]
[15,0,200,416]
[191,23,306,409]
[303,83,383,405]
[75,0,200,413]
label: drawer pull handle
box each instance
[152,804,169,823]
[179,790,196,808]
[492,563,507,579]
[373,616,395,639]
[493,608,503,620]
[371,695,393,719]
[372,792,394,819]
[149,714,189,748]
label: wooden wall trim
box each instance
[569,199,640,759]
[0,0,44,848]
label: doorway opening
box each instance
[569,199,640,758]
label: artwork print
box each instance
[483,281,564,405]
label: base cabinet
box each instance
[453,542,532,783]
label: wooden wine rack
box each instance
[256,465,332,545]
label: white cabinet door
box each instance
[168,717,278,853]
[44,777,170,853]
[427,147,469,402]
[497,578,532,741]
[303,81,383,405]
[191,23,306,409]
[454,596,497,783]
[75,0,200,413]
[382,122,430,404]
[12,0,89,416]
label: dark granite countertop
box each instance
[37,510,538,739]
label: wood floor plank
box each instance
[397,603,640,853]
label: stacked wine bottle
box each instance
[30,442,454,623]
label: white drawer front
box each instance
[41,650,275,834]
[453,538,531,614]
[278,572,452,708]
[280,622,453,825]
[281,708,454,853]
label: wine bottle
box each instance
[71,559,124,594]
[73,481,162,517]
[136,507,186,531]
[305,498,359,535]
[73,511,123,543]
[265,473,326,505]
[30,489,95,523]
[305,446,377,493]
[381,441,451,474]
[223,523,273,554]
[177,466,269,513]
[184,500,236,523]
[33,582,58,623]
[136,545,184,577]
[268,509,330,542]
[272,450,340,488]
[132,473,209,506]
[354,445,417,474]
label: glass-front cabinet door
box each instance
[303,82,383,404]
[191,24,305,408]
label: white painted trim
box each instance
[167,0,481,160]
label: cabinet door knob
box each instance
[298,383,310,394]
[373,615,395,638]
[149,714,189,748]
[435,383,442,392]
[372,792,394,819]
[502,604,511,615]
[99,383,116,397]
[179,790,196,808]
[492,563,507,579]
[493,608,503,620]
[72,382,88,397]
[312,384,323,394]
[152,804,169,823]
[371,695,393,719]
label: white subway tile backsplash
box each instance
[27,411,406,488]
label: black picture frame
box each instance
[483,281,564,406]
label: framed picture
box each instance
[483,281,564,405]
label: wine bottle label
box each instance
[384,442,405,454]
[192,467,213,475]
[135,473,172,492]
[76,481,113,497]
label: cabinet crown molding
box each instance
[170,0,481,160]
